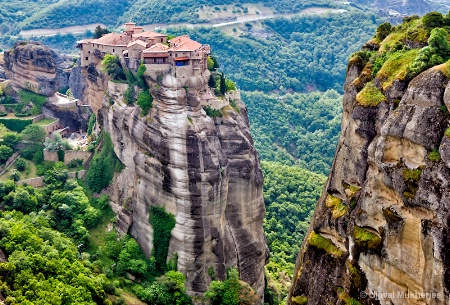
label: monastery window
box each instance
[161,38,163,42]
[113,49,115,52]
[85,57,88,61]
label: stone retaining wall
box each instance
[43,149,92,164]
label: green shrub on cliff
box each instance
[422,11,445,28]
[137,89,153,116]
[87,113,96,136]
[205,269,259,305]
[86,133,124,193]
[376,22,392,41]
[353,226,382,251]
[149,206,176,273]
[325,194,347,219]
[404,27,450,80]
[101,54,126,81]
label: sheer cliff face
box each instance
[288,59,450,303]
[82,65,267,297]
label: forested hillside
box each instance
[243,90,342,174]
[0,0,334,35]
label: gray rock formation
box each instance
[288,50,450,304]
[82,63,268,298]
[42,102,92,131]
[3,41,72,96]
[69,59,86,100]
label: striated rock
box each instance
[3,41,72,96]
[289,61,450,304]
[0,66,6,80]
[69,59,87,100]
[82,61,267,298]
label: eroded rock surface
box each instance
[289,63,450,305]
[4,41,72,96]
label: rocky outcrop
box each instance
[69,59,86,100]
[4,41,72,96]
[82,63,267,298]
[288,61,450,304]
[42,102,92,131]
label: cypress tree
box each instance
[220,73,226,96]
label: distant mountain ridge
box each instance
[374,0,432,15]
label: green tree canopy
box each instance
[93,25,110,39]
[376,22,392,41]
[428,27,450,57]
[21,124,46,143]
[422,11,444,28]
[0,144,13,163]
[101,54,126,81]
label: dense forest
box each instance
[243,90,342,174]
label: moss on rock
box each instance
[356,82,386,107]
[325,194,347,219]
[353,226,382,251]
[308,231,343,257]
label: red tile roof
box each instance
[169,35,202,52]
[94,33,133,46]
[134,30,167,38]
[143,43,169,53]
[128,40,147,48]
[142,43,169,57]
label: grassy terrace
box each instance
[35,118,57,126]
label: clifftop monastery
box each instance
[77,22,211,76]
